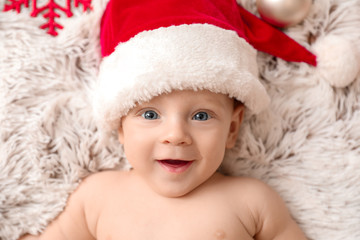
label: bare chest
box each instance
[95,195,254,240]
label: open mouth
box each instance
[157,160,194,173]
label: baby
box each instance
[21,90,307,240]
[20,0,317,239]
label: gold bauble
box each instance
[256,0,312,28]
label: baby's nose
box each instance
[160,119,192,146]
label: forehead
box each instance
[141,90,233,107]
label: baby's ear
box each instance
[226,104,244,149]
[117,124,125,144]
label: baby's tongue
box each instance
[161,160,188,166]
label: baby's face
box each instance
[118,90,243,198]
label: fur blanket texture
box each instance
[1,0,360,239]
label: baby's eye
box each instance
[192,112,211,121]
[141,110,159,120]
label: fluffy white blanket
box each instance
[1,0,360,239]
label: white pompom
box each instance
[313,35,360,88]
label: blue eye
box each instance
[141,110,159,120]
[193,112,211,121]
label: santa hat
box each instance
[94,0,317,133]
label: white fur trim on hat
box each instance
[93,24,270,132]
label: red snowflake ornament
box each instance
[4,0,92,36]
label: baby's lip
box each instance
[157,159,194,173]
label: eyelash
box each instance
[192,111,212,121]
[137,109,215,121]
[141,110,159,120]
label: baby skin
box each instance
[20,90,307,240]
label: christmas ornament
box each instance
[3,0,92,36]
[256,0,312,28]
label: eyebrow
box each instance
[200,96,232,110]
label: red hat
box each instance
[94,0,317,132]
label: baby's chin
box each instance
[146,177,207,199]
[148,173,224,198]
[150,183,198,198]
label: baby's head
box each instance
[117,89,243,197]
[92,0,316,197]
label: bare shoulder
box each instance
[225,176,287,221]
[74,170,131,236]
[76,170,132,208]
[218,175,307,240]
[218,176,281,220]
[217,175,275,199]
[17,171,130,240]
